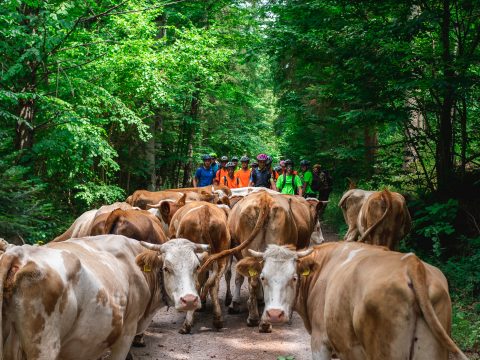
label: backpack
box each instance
[278,173,298,194]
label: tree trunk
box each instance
[146,120,156,191]
[436,0,455,196]
[15,98,35,150]
[182,93,199,187]
[364,126,378,175]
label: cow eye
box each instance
[292,276,298,282]
[163,267,170,273]
[260,275,265,281]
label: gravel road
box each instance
[131,229,339,360]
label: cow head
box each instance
[305,198,328,221]
[236,245,313,326]
[147,194,186,233]
[139,239,209,311]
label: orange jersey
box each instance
[215,168,228,184]
[234,169,251,187]
[219,174,239,189]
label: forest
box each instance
[1,0,479,354]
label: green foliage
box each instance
[413,199,459,257]
[452,301,480,353]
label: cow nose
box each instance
[180,294,199,310]
[266,309,285,323]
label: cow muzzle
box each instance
[265,308,286,324]
[178,294,200,311]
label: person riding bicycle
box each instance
[221,162,239,189]
[193,154,215,187]
[299,159,315,198]
[250,153,277,189]
[276,159,303,196]
[210,152,219,174]
[235,156,251,187]
[214,156,229,185]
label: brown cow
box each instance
[357,189,412,250]
[200,191,320,328]
[90,208,168,245]
[167,201,231,333]
[126,190,201,209]
[339,189,374,242]
[237,242,467,360]
[167,184,232,197]
[52,202,134,242]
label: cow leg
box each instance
[228,271,244,314]
[109,334,136,360]
[246,277,260,327]
[311,336,332,360]
[179,310,195,334]
[344,226,359,242]
[224,255,233,306]
[210,257,227,330]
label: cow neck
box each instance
[159,268,172,309]
[294,272,314,333]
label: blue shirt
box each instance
[195,166,215,187]
[211,162,219,175]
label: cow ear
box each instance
[136,250,163,273]
[160,201,171,218]
[197,251,209,262]
[297,256,316,277]
[220,196,230,207]
[236,257,263,278]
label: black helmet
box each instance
[266,155,273,165]
[284,159,294,166]
[300,159,310,166]
[225,162,235,168]
[201,154,212,161]
[240,156,250,162]
[220,156,228,162]
[273,165,282,172]
[251,161,259,167]
[231,156,239,162]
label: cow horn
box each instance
[248,249,264,258]
[146,202,162,209]
[195,244,210,252]
[296,248,314,258]
[140,241,164,252]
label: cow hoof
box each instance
[131,334,145,347]
[178,325,192,334]
[259,322,272,333]
[228,302,241,314]
[225,295,232,306]
[213,318,223,330]
[126,352,134,360]
[247,317,260,327]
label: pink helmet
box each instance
[256,153,268,161]
[280,160,286,167]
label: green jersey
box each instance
[301,170,313,194]
[276,173,303,195]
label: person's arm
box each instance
[271,177,277,191]
[296,176,303,197]
[249,171,255,187]
[193,168,200,187]
[213,169,220,185]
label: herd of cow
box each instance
[0,185,469,360]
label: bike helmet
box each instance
[210,152,218,158]
[300,159,310,166]
[256,153,268,161]
[225,162,235,168]
[231,156,239,162]
[284,159,294,166]
[273,165,282,172]
[220,156,228,162]
[266,155,273,165]
[201,154,212,161]
[251,161,259,167]
[280,160,286,167]
[240,156,250,162]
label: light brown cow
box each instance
[339,189,374,242]
[357,189,412,250]
[126,190,201,209]
[0,235,205,359]
[52,202,134,242]
[167,184,232,198]
[200,191,322,328]
[90,208,168,245]
[167,201,231,333]
[237,242,468,360]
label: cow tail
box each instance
[104,209,124,234]
[198,198,268,274]
[407,256,468,359]
[0,254,15,360]
[358,189,392,243]
[201,206,214,251]
[338,189,353,210]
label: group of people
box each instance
[193,153,333,200]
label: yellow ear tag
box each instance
[143,264,152,272]
[248,268,258,277]
[301,268,311,276]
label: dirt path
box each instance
[131,229,338,360]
